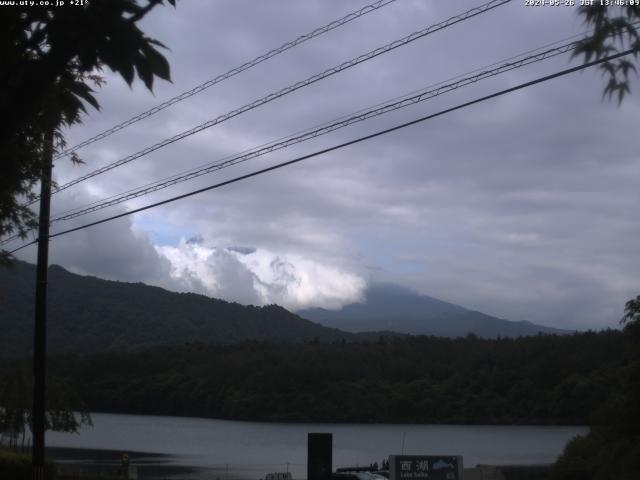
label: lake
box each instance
[45,413,586,479]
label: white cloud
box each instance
[156,238,366,310]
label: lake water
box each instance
[45,413,587,479]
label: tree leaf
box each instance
[141,41,171,82]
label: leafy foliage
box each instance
[574,6,640,103]
[0,449,56,480]
[553,296,640,480]
[2,330,627,425]
[0,0,175,263]
[0,367,92,452]
[622,295,640,324]
[0,370,30,450]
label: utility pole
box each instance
[32,130,54,480]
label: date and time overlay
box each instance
[526,0,639,6]
[0,0,639,8]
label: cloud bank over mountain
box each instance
[156,238,366,310]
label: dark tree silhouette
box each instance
[574,5,640,103]
[0,0,175,263]
[0,368,91,452]
[553,295,640,480]
[622,295,640,324]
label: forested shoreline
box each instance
[1,330,629,425]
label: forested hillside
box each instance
[3,330,626,425]
[1,262,569,358]
[0,261,353,356]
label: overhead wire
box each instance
[46,26,623,220]
[39,0,512,201]
[0,0,514,247]
[1,23,634,248]
[49,38,583,223]
[8,48,634,255]
[53,0,400,161]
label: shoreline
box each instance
[45,446,556,480]
[43,414,579,476]
[47,447,206,480]
[84,410,589,428]
[79,409,590,428]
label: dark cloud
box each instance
[8,1,638,329]
[227,246,257,255]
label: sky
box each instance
[11,0,640,330]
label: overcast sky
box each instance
[12,0,640,330]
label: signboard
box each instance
[389,455,463,480]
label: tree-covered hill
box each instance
[0,261,354,356]
[1,262,571,359]
[6,330,627,425]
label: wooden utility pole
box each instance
[32,130,54,480]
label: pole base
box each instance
[32,465,45,480]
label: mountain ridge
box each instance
[0,260,354,356]
[0,262,567,358]
[297,283,568,338]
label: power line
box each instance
[3,26,621,248]
[53,0,399,161]
[42,0,511,200]
[44,26,627,221]
[49,38,581,223]
[0,232,23,247]
[8,48,633,255]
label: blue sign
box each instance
[389,455,462,480]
